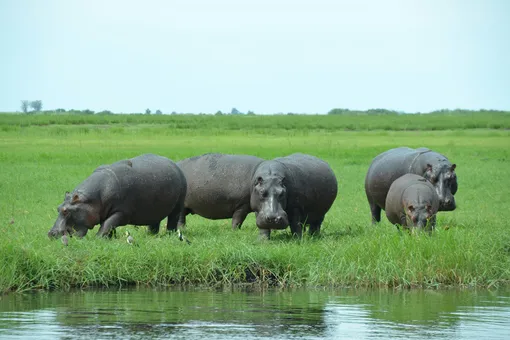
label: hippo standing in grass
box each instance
[385,174,439,231]
[48,154,187,239]
[365,147,457,224]
[250,153,338,240]
[177,153,265,229]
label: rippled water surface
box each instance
[1,287,509,339]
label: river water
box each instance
[0,287,509,339]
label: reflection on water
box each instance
[0,287,509,339]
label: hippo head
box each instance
[423,163,457,211]
[250,174,289,230]
[47,191,99,239]
[401,201,436,231]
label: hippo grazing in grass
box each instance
[250,153,338,239]
[48,154,187,239]
[177,153,265,229]
[385,174,439,231]
[365,147,457,224]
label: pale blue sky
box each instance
[1,0,509,114]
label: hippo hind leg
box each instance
[369,201,382,224]
[166,202,184,232]
[308,215,324,236]
[177,208,190,229]
[147,223,160,235]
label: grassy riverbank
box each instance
[1,114,509,293]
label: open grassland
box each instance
[1,114,509,293]
[1,110,509,131]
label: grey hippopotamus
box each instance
[385,174,439,231]
[48,153,187,239]
[365,147,457,224]
[250,153,338,239]
[177,153,265,229]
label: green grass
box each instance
[1,114,510,293]
[0,110,509,131]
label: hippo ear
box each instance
[72,193,80,204]
[451,164,456,172]
[256,176,263,185]
[65,191,71,200]
[426,164,433,173]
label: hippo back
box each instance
[178,153,264,219]
[275,153,338,218]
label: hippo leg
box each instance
[308,216,324,236]
[231,205,250,230]
[258,228,271,240]
[147,223,160,235]
[369,202,381,224]
[289,209,303,238]
[166,203,183,232]
[177,208,190,229]
[96,212,127,238]
[75,228,89,238]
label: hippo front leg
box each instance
[232,205,251,230]
[75,228,89,238]
[96,212,127,238]
[289,209,303,238]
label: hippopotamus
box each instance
[177,153,265,229]
[48,153,187,239]
[365,147,457,224]
[250,153,338,239]
[385,174,439,231]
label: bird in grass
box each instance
[125,230,137,246]
[61,232,69,246]
[177,229,191,245]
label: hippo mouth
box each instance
[255,212,289,230]
[439,201,456,211]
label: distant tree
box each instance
[21,100,30,113]
[55,108,66,113]
[30,100,42,112]
[215,110,223,116]
[155,109,162,115]
[366,108,398,115]
[171,111,177,115]
[97,110,113,115]
[328,108,351,115]
[145,108,151,115]
[247,110,255,115]
[231,107,241,115]
[81,109,95,115]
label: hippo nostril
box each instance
[275,216,282,224]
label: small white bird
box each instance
[177,229,191,245]
[125,230,135,245]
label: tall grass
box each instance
[0,116,509,293]
[0,111,509,131]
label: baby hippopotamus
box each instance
[385,174,439,231]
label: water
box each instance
[0,287,509,339]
